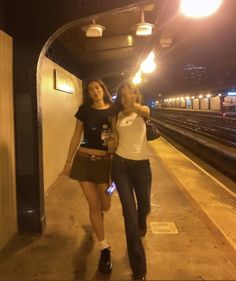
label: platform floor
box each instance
[0,138,236,280]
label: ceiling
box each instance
[47,0,174,92]
[46,0,236,96]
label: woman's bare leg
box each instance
[80,181,110,241]
[97,183,111,211]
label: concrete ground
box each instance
[0,138,236,281]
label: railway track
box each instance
[150,109,236,181]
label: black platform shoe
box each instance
[133,273,146,280]
[98,247,112,273]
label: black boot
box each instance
[133,273,146,280]
[98,247,112,273]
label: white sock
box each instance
[99,239,110,250]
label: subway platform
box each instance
[0,138,236,281]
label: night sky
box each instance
[146,0,236,97]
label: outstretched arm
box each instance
[122,93,150,118]
[131,103,150,118]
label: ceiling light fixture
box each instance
[160,38,173,48]
[132,8,154,36]
[81,20,105,37]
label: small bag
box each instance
[145,119,161,141]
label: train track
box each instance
[150,109,236,181]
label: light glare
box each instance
[141,52,156,74]
[180,0,222,18]
[132,72,142,84]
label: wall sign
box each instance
[54,69,74,94]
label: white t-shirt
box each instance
[115,112,152,160]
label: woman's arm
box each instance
[61,119,83,175]
[122,92,150,118]
[131,103,150,118]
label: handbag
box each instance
[145,119,161,141]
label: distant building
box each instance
[184,64,207,89]
[218,64,236,86]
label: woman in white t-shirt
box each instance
[111,81,152,280]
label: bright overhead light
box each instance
[132,72,142,84]
[135,23,153,36]
[81,20,105,37]
[132,8,154,36]
[147,51,155,60]
[180,0,223,18]
[140,52,156,74]
[141,60,156,73]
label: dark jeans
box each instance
[111,154,152,276]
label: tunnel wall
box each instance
[40,57,82,192]
[0,30,17,250]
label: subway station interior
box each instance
[0,0,236,280]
